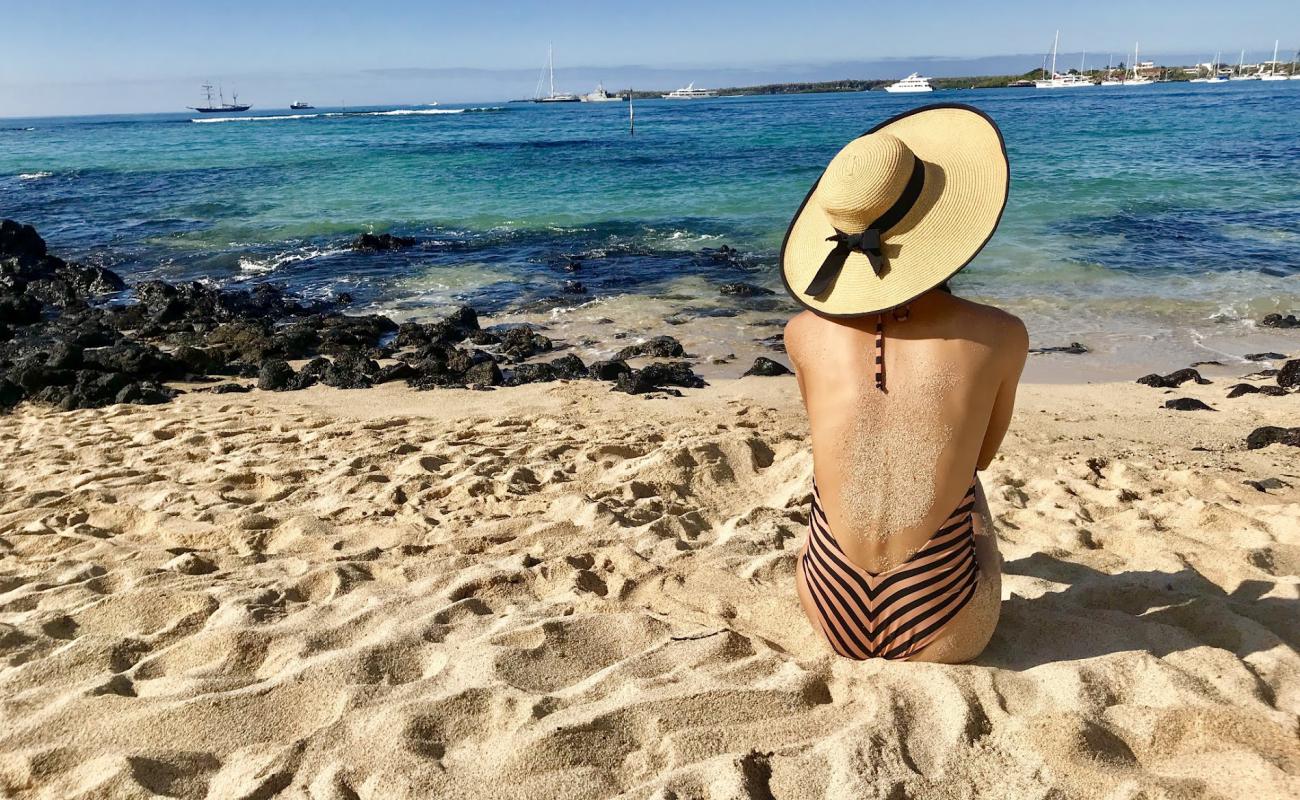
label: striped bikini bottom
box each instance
[797,479,980,660]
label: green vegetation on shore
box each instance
[625,65,1191,99]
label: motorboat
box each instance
[884,73,934,93]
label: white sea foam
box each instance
[191,107,506,124]
[365,108,466,116]
[192,113,327,124]
[17,171,53,180]
[238,246,348,274]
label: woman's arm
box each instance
[976,316,1028,471]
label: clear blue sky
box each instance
[2,0,1296,115]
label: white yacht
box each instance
[662,83,718,99]
[1034,32,1094,88]
[1260,41,1289,81]
[533,45,580,103]
[580,82,625,102]
[883,73,934,93]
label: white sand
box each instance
[0,376,1297,799]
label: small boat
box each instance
[533,45,580,103]
[662,83,718,99]
[289,101,314,110]
[1006,79,1036,88]
[884,73,934,93]
[1034,33,1094,88]
[580,83,626,102]
[188,83,251,113]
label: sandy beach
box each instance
[0,371,1297,799]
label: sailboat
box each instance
[1193,53,1230,83]
[1035,32,1093,88]
[1260,40,1288,80]
[1099,54,1124,85]
[1230,49,1258,80]
[1119,43,1154,86]
[188,83,251,113]
[533,46,580,103]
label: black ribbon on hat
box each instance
[804,155,927,297]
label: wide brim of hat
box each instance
[781,104,1009,317]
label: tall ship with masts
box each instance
[533,45,580,103]
[188,83,251,113]
[1034,32,1093,88]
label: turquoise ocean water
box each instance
[2,83,1298,377]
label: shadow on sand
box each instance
[977,553,1299,671]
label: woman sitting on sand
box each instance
[780,104,1027,663]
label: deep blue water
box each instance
[2,83,1298,367]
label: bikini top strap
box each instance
[874,313,885,391]
[875,305,910,392]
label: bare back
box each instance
[785,290,1027,573]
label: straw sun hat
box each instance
[780,103,1009,317]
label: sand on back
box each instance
[785,291,1024,571]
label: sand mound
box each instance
[0,379,1296,799]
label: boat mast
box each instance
[1271,40,1279,76]
[1050,30,1059,79]
[548,44,556,98]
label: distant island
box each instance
[624,64,1202,99]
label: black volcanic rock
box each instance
[114,381,176,405]
[1245,352,1287,362]
[1029,342,1089,355]
[561,280,586,295]
[616,335,685,360]
[81,340,183,380]
[0,292,42,326]
[0,219,47,264]
[1246,426,1300,450]
[719,282,774,297]
[1137,368,1210,389]
[613,361,707,395]
[500,327,553,360]
[257,359,297,391]
[352,232,417,252]
[1277,360,1300,390]
[505,363,556,386]
[0,378,25,411]
[743,357,792,376]
[589,359,631,381]
[464,360,503,386]
[548,354,587,380]
[1164,397,1215,411]
[1259,314,1299,329]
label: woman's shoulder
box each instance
[942,295,1028,352]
